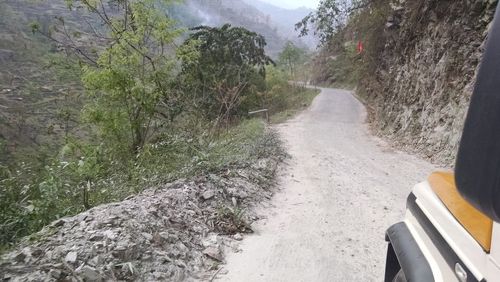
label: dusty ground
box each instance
[217,88,437,281]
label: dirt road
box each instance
[217,88,437,281]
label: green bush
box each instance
[0,117,276,250]
[0,142,108,248]
[263,66,320,122]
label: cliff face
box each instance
[359,0,497,165]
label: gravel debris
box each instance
[0,130,285,281]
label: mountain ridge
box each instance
[241,0,318,49]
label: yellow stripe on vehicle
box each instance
[428,172,493,252]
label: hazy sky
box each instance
[259,0,320,9]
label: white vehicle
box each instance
[384,4,500,282]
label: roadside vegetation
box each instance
[267,41,319,122]
[0,0,315,251]
[297,0,391,88]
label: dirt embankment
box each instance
[359,0,497,165]
[0,130,285,281]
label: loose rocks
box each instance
[0,129,285,281]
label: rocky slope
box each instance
[359,0,498,165]
[0,129,285,281]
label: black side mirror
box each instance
[455,3,500,221]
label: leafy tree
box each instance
[180,24,274,126]
[278,41,307,78]
[296,0,371,45]
[32,0,182,153]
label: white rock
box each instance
[142,232,153,241]
[202,234,218,247]
[103,230,116,240]
[201,191,215,200]
[49,269,62,279]
[64,251,77,264]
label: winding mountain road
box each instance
[217,88,437,281]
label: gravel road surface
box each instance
[217,88,437,282]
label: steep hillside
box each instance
[0,0,301,163]
[0,0,83,163]
[242,0,318,48]
[177,0,308,56]
[358,0,497,165]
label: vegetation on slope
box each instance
[297,0,390,88]
[0,0,315,250]
[0,0,84,164]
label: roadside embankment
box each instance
[0,85,319,281]
[0,124,285,281]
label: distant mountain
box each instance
[242,0,318,49]
[245,0,312,27]
[169,0,311,57]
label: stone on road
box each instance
[218,88,435,281]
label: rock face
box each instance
[0,131,285,281]
[0,49,15,63]
[359,0,498,165]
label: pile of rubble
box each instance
[0,133,285,281]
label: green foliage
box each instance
[324,42,363,87]
[306,0,390,87]
[79,0,182,152]
[296,0,371,45]
[29,21,40,34]
[0,140,109,247]
[264,66,320,123]
[180,24,274,125]
[0,117,274,249]
[0,0,319,253]
[348,1,391,77]
[278,41,308,79]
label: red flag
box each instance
[357,40,364,54]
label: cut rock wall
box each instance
[360,0,498,165]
